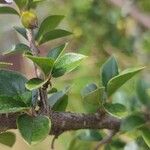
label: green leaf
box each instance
[104,103,127,118]
[141,127,150,148]
[0,96,29,113]
[81,83,97,97]
[36,15,64,41]
[48,87,57,94]
[107,67,145,96]
[47,43,67,61]
[81,83,104,105]
[28,0,46,9]
[121,113,145,132]
[37,29,72,45]
[101,56,119,88]
[14,26,27,40]
[25,78,47,91]
[3,43,30,55]
[17,114,51,145]
[0,62,12,68]
[0,6,19,15]
[14,0,28,10]
[52,53,86,77]
[25,54,54,76]
[136,79,150,106]
[0,132,16,147]
[77,130,102,141]
[48,87,69,111]
[0,69,28,98]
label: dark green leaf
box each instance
[101,56,119,88]
[52,53,86,77]
[48,87,69,111]
[17,114,51,145]
[121,113,145,132]
[107,67,145,96]
[141,127,150,148]
[25,54,54,76]
[0,69,28,98]
[104,103,127,118]
[37,29,72,45]
[81,83,104,105]
[136,79,150,106]
[0,6,19,15]
[77,130,102,141]
[3,43,30,55]
[48,88,57,94]
[14,26,27,40]
[36,15,64,41]
[47,43,67,61]
[0,132,16,147]
[25,78,47,91]
[81,83,97,97]
[0,96,29,113]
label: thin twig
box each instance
[94,130,117,150]
[51,135,58,150]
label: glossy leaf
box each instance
[0,6,19,15]
[121,114,145,132]
[25,78,48,91]
[101,56,119,88]
[81,83,97,97]
[47,43,67,61]
[0,62,12,68]
[37,29,72,45]
[0,132,16,147]
[104,103,127,118]
[3,43,30,55]
[81,83,104,105]
[48,87,69,111]
[25,54,54,76]
[107,67,145,96]
[36,15,64,41]
[0,96,29,113]
[0,69,28,98]
[14,26,27,40]
[17,114,51,145]
[77,130,102,141]
[52,53,86,77]
[141,127,150,148]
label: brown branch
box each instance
[107,0,150,29]
[0,111,121,136]
[26,29,50,115]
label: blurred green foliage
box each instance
[0,0,150,150]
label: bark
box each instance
[0,111,121,136]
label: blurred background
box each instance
[0,0,150,149]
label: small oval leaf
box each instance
[0,132,16,147]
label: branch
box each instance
[94,130,117,150]
[107,0,150,29]
[0,111,121,136]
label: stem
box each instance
[94,130,117,150]
[0,112,121,136]
[26,29,50,115]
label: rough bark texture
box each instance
[0,111,121,136]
